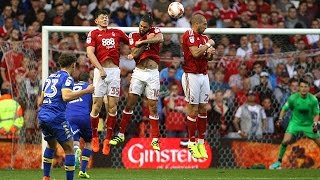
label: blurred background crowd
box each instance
[0,0,320,141]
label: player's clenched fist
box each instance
[86,84,95,93]
[99,69,107,80]
[207,39,215,46]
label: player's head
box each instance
[94,9,109,28]
[190,14,207,34]
[79,72,90,82]
[58,54,77,72]
[139,14,153,36]
[298,78,310,97]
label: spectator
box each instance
[210,68,230,93]
[126,2,141,27]
[74,3,93,26]
[152,0,171,23]
[257,13,273,28]
[236,35,252,59]
[229,63,248,93]
[0,17,15,40]
[208,90,230,137]
[275,0,294,16]
[273,72,292,106]
[259,36,273,54]
[219,0,237,27]
[233,90,266,139]
[160,33,181,58]
[256,0,270,14]
[159,56,183,82]
[17,66,40,130]
[111,7,128,27]
[0,41,24,95]
[261,97,275,134]
[250,62,271,89]
[253,72,277,105]
[284,6,306,28]
[306,20,319,45]
[0,82,24,137]
[25,0,42,26]
[110,0,130,13]
[64,0,79,25]
[163,82,187,138]
[193,0,215,21]
[269,63,286,90]
[284,53,296,78]
[175,5,192,28]
[160,66,183,95]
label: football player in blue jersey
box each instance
[38,54,94,180]
[66,72,92,179]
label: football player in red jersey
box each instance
[86,10,129,155]
[109,14,164,151]
[181,14,216,159]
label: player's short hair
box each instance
[190,14,205,26]
[58,54,77,68]
[79,72,90,82]
[140,14,153,25]
[298,78,310,86]
[94,9,110,19]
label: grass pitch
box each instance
[0,168,319,180]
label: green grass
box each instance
[1,168,319,180]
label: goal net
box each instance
[1,27,319,169]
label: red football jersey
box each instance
[128,27,161,64]
[182,30,209,74]
[86,28,129,66]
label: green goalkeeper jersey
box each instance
[282,93,319,126]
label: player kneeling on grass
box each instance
[66,72,93,179]
[270,79,320,169]
[38,54,94,180]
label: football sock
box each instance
[64,154,75,180]
[278,143,287,162]
[187,116,197,142]
[149,115,160,138]
[119,109,133,134]
[197,113,207,139]
[90,114,99,138]
[43,148,54,177]
[81,148,92,172]
[105,113,117,140]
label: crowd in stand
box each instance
[0,0,320,140]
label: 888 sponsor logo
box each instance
[102,38,115,48]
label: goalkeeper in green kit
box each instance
[270,79,320,169]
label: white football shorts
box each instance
[93,67,121,97]
[181,73,210,104]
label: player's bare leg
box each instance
[90,97,103,152]
[110,93,139,145]
[103,96,119,155]
[186,104,202,159]
[197,103,208,159]
[270,133,294,169]
[148,98,160,151]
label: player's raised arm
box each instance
[137,32,164,46]
[62,84,94,102]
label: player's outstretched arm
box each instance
[139,33,164,45]
[87,46,106,79]
[62,85,95,102]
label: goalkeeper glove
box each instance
[313,122,318,133]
